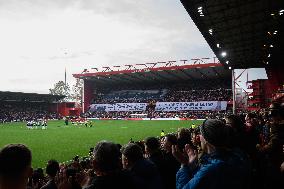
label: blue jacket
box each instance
[176,149,250,189]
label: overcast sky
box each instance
[0,0,266,93]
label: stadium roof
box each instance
[73,58,231,85]
[180,0,284,69]
[0,91,65,103]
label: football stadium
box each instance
[0,1,284,189]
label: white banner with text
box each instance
[89,103,147,112]
[155,101,227,111]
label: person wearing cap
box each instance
[175,119,250,189]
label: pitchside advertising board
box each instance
[89,101,227,112]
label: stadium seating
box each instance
[0,103,60,123]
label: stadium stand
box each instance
[74,61,233,119]
[0,92,63,123]
[83,79,232,119]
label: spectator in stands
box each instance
[257,103,284,153]
[31,168,45,189]
[0,144,33,189]
[175,119,250,189]
[84,141,136,189]
[144,137,166,188]
[121,143,162,189]
[191,128,201,152]
[40,160,59,189]
[161,134,180,189]
[177,128,193,150]
[225,115,248,152]
[244,113,260,158]
[256,103,284,189]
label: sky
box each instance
[235,68,268,93]
[0,0,266,93]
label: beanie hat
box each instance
[199,119,228,147]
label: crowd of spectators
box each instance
[93,88,232,104]
[86,84,232,119]
[85,110,229,120]
[150,110,228,119]
[1,102,283,189]
[93,89,168,104]
[163,88,232,102]
[92,80,232,104]
[0,103,60,123]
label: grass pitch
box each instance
[0,120,202,168]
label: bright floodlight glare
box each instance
[229,66,232,70]
[198,6,202,10]
[270,45,273,47]
[221,51,227,57]
[217,43,220,48]
[226,61,229,64]
[268,54,271,57]
[280,10,284,13]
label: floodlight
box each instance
[221,51,227,57]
